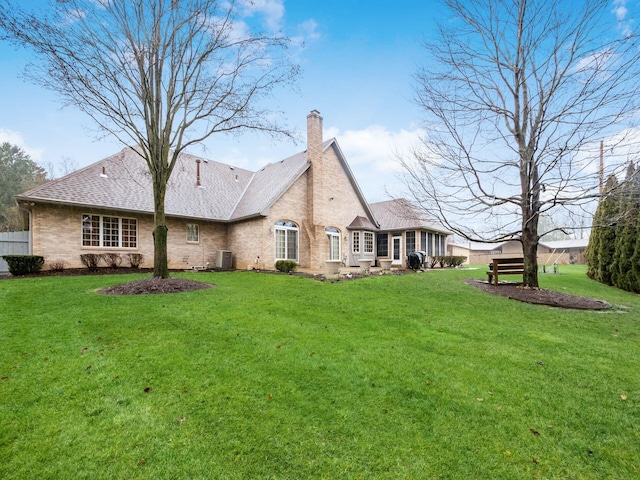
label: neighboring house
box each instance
[538,239,589,265]
[15,110,451,272]
[465,240,524,265]
[454,238,589,265]
[448,242,472,260]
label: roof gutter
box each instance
[14,197,248,224]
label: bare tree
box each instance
[43,157,80,180]
[0,0,299,278]
[401,0,640,287]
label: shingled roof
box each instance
[346,215,378,230]
[369,198,451,234]
[230,149,309,220]
[17,140,342,222]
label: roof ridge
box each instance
[229,150,311,220]
[228,171,259,220]
[258,159,310,216]
[179,150,255,175]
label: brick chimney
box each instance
[306,109,323,166]
[306,110,324,265]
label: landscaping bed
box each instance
[466,279,611,310]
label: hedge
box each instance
[2,255,45,276]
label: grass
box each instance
[1,265,639,479]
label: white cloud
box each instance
[298,19,320,40]
[325,124,420,173]
[613,0,634,37]
[323,124,422,201]
[613,0,628,21]
[239,0,285,31]
[0,129,44,161]
[574,47,617,74]
[291,19,320,46]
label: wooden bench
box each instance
[487,257,524,285]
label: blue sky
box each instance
[0,0,446,202]
[0,1,636,203]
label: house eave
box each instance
[14,196,239,223]
[379,226,453,235]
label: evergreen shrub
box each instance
[275,260,297,273]
[2,255,45,275]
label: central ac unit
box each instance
[214,250,233,269]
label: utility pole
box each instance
[599,140,604,194]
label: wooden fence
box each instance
[0,231,29,273]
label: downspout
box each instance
[17,201,33,254]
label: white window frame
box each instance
[81,214,137,248]
[406,230,416,255]
[363,231,374,254]
[326,227,341,261]
[274,220,299,261]
[392,235,403,265]
[431,233,446,256]
[352,231,360,253]
[187,223,199,243]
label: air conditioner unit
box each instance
[214,250,233,270]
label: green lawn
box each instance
[1,265,639,479]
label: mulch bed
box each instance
[465,279,610,311]
[1,267,213,295]
[0,267,155,278]
[99,277,213,295]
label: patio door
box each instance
[392,236,402,265]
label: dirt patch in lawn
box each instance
[466,279,610,310]
[99,277,213,295]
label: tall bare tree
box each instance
[401,0,640,287]
[0,0,299,278]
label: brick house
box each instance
[16,110,450,271]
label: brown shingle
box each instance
[346,215,378,230]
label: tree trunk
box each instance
[153,223,169,278]
[521,217,539,288]
[519,136,540,288]
[152,182,170,279]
